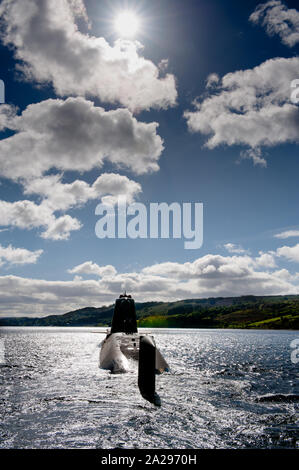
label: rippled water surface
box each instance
[0,327,298,449]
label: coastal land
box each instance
[1,295,299,329]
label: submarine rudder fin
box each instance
[138,335,161,407]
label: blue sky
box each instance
[0,0,298,316]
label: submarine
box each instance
[100,293,169,406]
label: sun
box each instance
[114,11,140,38]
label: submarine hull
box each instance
[100,332,169,374]
[100,332,139,373]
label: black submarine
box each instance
[100,293,169,406]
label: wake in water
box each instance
[256,394,299,403]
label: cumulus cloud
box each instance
[0,172,141,239]
[24,173,142,211]
[250,1,299,47]
[40,214,82,240]
[255,251,277,268]
[276,243,299,262]
[0,0,177,111]
[68,261,117,278]
[0,244,43,267]
[0,199,81,240]
[141,254,275,279]
[224,244,276,268]
[0,242,299,317]
[275,229,299,239]
[0,97,164,180]
[1,249,298,316]
[184,57,299,166]
[140,253,296,297]
[0,96,147,240]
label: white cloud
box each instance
[239,148,267,167]
[0,172,142,239]
[68,261,117,278]
[142,254,265,279]
[250,1,299,47]
[184,57,299,166]
[0,200,53,229]
[0,0,177,111]
[276,243,299,262]
[141,252,296,297]
[0,104,17,130]
[0,1,170,243]
[0,172,141,239]
[275,229,299,239]
[0,275,105,316]
[0,244,43,266]
[0,199,81,240]
[0,248,299,316]
[40,214,82,241]
[206,73,220,88]
[255,251,277,268]
[224,243,247,254]
[24,173,142,211]
[0,97,164,180]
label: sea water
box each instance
[0,327,298,449]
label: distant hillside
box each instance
[1,295,299,329]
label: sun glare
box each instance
[114,11,139,38]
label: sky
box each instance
[0,0,298,317]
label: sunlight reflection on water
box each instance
[0,327,298,449]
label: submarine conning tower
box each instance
[111,293,138,334]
